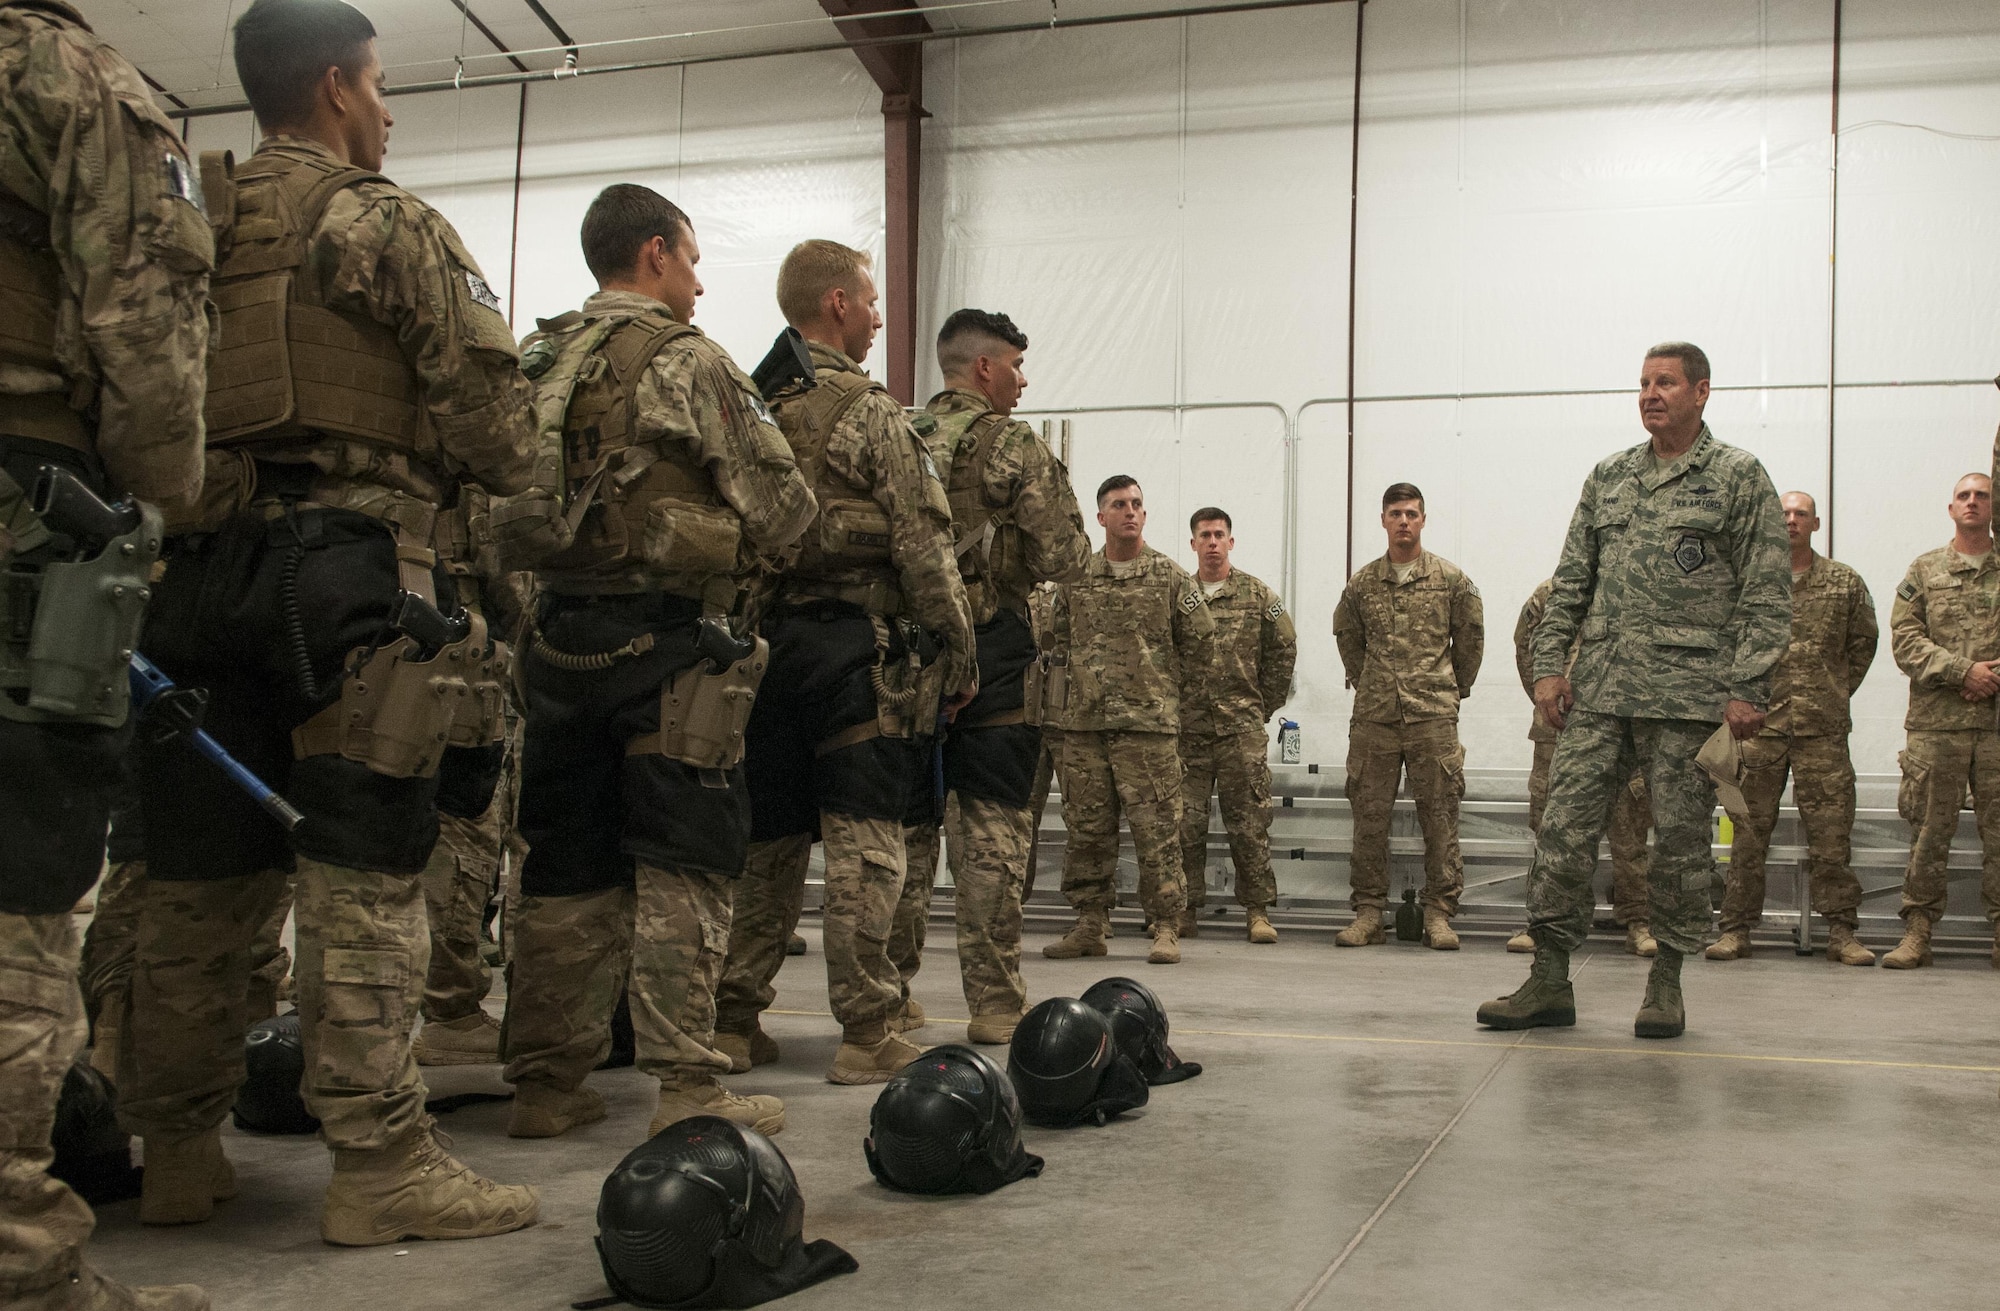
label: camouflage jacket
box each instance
[1179,568,1297,734]
[1334,551,1483,723]
[789,341,975,696]
[237,137,534,513]
[1768,553,1876,736]
[0,0,213,503]
[1890,543,2000,731]
[1533,425,1790,722]
[1052,545,1213,733]
[1516,579,1567,744]
[923,387,1090,623]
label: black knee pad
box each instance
[0,716,127,913]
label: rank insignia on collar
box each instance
[1671,533,1707,575]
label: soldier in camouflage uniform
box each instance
[1043,476,1214,966]
[499,186,814,1139]
[1480,342,1789,1039]
[1884,472,2000,970]
[0,3,214,1304]
[1178,508,1296,944]
[714,240,974,1085]
[884,309,1090,1045]
[119,0,540,1246]
[1508,578,1657,957]
[1708,491,1878,965]
[1333,483,1484,950]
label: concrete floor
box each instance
[86,915,2000,1311]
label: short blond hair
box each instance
[776,239,871,328]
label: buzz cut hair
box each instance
[1782,490,1819,515]
[234,0,378,130]
[1097,474,1140,506]
[1383,482,1424,511]
[776,240,872,329]
[1644,340,1712,386]
[937,308,1028,376]
[580,185,690,284]
[1190,507,1231,534]
[1956,471,1992,489]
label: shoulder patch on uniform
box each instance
[1465,580,1480,598]
[1180,589,1201,615]
[1897,580,1918,601]
[164,152,201,209]
[920,450,943,483]
[520,337,556,380]
[464,269,501,312]
[905,409,939,438]
[1266,597,1285,621]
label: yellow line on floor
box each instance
[766,1008,2000,1074]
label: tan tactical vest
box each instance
[528,308,740,599]
[198,150,433,465]
[0,189,90,453]
[771,368,895,589]
[925,407,1017,620]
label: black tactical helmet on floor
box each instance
[865,1044,1044,1195]
[1081,976,1203,1085]
[594,1116,856,1309]
[233,1013,320,1135]
[1006,997,1150,1128]
[51,1058,141,1204]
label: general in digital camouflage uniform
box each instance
[1511,577,1656,958]
[714,240,974,1085]
[1043,476,1214,966]
[1884,472,2000,970]
[1709,491,1877,966]
[0,2,213,1303]
[1481,342,1789,1040]
[884,309,1089,1045]
[1332,483,1483,951]
[498,185,814,1139]
[1177,508,1296,944]
[118,0,539,1247]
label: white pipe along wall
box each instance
[186,0,2000,796]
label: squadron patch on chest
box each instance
[1670,533,1707,574]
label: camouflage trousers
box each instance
[80,860,292,1029]
[1023,733,1060,902]
[1896,728,2000,925]
[1346,718,1465,916]
[1178,729,1278,910]
[890,796,1034,1020]
[419,805,502,1024]
[1722,731,1863,932]
[118,860,431,1152]
[502,865,733,1091]
[1058,730,1185,921]
[716,814,909,1038]
[0,913,94,1302]
[1530,740,1652,925]
[1528,713,1717,957]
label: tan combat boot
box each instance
[1148,922,1181,965]
[89,987,124,1082]
[413,1011,502,1066]
[1042,908,1110,959]
[891,998,926,1033]
[1421,907,1459,951]
[714,1025,781,1074]
[1826,922,1876,967]
[506,1081,606,1138]
[1176,907,1201,939]
[966,1011,1022,1044]
[139,1128,238,1226]
[828,1023,924,1085]
[1881,916,1934,970]
[1335,906,1384,947]
[320,1124,539,1246]
[1246,908,1279,944]
[14,1265,211,1310]
[650,1078,784,1137]
[1625,923,1659,957]
[1704,930,1752,961]
[1505,928,1533,953]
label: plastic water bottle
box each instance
[1279,719,1300,764]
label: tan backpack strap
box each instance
[198,150,237,229]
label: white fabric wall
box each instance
[188,0,1999,785]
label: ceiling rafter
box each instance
[818,0,931,100]
[447,0,531,74]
